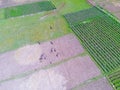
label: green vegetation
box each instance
[64,7,120,74]
[4,1,56,18]
[51,0,91,14]
[0,0,91,53]
[64,7,105,25]
[0,14,71,53]
[71,18,120,74]
[108,70,120,90]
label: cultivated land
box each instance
[64,3,120,89]
[0,0,91,54]
[88,0,120,19]
[0,0,120,90]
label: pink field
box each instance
[51,56,101,89]
[79,77,114,90]
[88,0,120,20]
[0,55,101,90]
[0,34,84,81]
[114,13,120,19]
[104,4,120,13]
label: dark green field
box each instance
[64,7,120,74]
[108,70,120,90]
[4,1,56,18]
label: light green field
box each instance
[0,0,91,53]
[51,0,91,14]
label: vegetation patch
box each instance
[64,6,120,74]
[4,1,56,18]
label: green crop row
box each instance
[64,6,120,74]
[64,6,120,90]
[71,18,120,74]
[108,70,120,90]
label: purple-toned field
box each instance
[0,55,101,90]
[0,34,84,81]
[88,0,120,19]
[0,0,41,8]
[79,77,114,90]
[51,56,101,89]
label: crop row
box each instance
[71,17,120,74]
[108,70,120,90]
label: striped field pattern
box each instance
[64,7,120,74]
[108,70,120,90]
[71,18,120,74]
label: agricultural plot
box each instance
[64,7,105,25]
[88,0,120,20]
[0,14,72,54]
[77,77,114,90]
[1,0,119,89]
[0,56,101,90]
[64,7,120,74]
[51,0,91,15]
[4,1,56,18]
[108,70,120,90]
[71,18,120,74]
[0,0,41,8]
[0,34,84,82]
[0,0,91,54]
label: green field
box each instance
[108,70,120,90]
[0,14,72,53]
[71,18,120,74]
[51,0,91,14]
[64,7,105,25]
[4,1,56,18]
[0,0,91,53]
[64,7,120,74]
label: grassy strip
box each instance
[72,75,104,90]
[51,0,91,15]
[4,1,56,18]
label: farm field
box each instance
[0,55,101,90]
[0,15,72,54]
[88,0,120,20]
[0,34,85,81]
[4,1,56,18]
[71,18,120,74]
[51,0,91,14]
[64,5,120,90]
[76,77,113,90]
[0,0,91,54]
[65,6,120,74]
[0,0,120,90]
[108,70,120,90]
